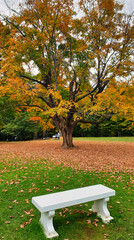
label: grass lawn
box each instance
[73,137,134,142]
[0,157,133,240]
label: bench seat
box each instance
[32,184,115,238]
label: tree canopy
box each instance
[0,0,134,147]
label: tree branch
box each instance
[17,104,45,111]
[4,0,21,16]
[75,112,115,125]
[75,83,99,103]
[20,74,46,87]
[38,95,51,107]
[4,17,26,37]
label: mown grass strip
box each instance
[73,137,134,142]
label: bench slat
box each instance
[32,184,115,213]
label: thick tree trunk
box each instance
[61,125,74,148]
[53,111,75,149]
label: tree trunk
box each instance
[61,125,74,148]
[53,112,75,149]
[34,130,38,139]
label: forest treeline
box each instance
[0,96,133,141]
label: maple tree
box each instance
[0,0,134,148]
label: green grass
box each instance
[0,159,133,240]
[73,137,134,142]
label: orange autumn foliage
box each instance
[0,0,134,147]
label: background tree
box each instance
[0,96,16,136]
[1,111,41,140]
[0,0,134,148]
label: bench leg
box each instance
[91,197,113,223]
[40,210,59,238]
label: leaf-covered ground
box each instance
[0,139,134,240]
[0,139,133,173]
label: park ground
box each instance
[0,138,134,173]
[0,138,134,240]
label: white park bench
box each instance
[32,184,115,238]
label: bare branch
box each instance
[4,0,21,16]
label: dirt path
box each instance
[0,140,134,173]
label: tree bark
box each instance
[61,125,74,148]
[53,115,75,148]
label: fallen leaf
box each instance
[94,218,99,222]
[18,190,24,193]
[8,206,13,209]
[2,189,7,192]
[46,188,52,192]
[24,209,33,215]
[93,222,97,227]
[87,211,92,216]
[13,200,18,204]
[87,219,91,224]
[59,212,62,216]
[20,224,25,228]
[104,234,109,238]
[20,222,29,228]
